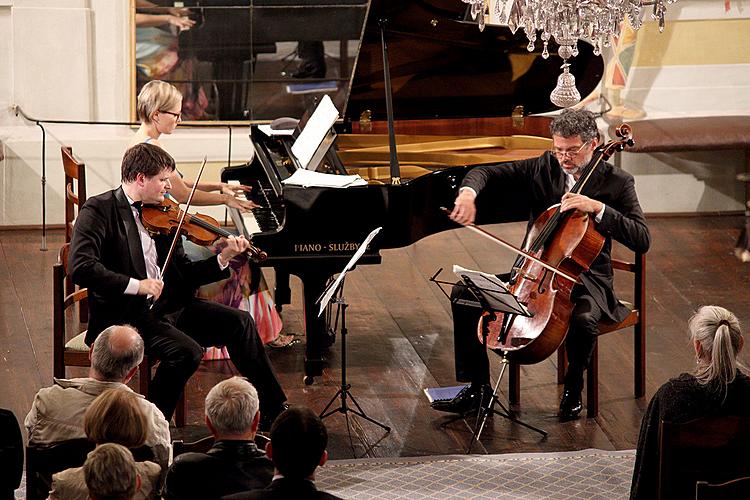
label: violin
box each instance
[478,124,634,364]
[141,198,268,262]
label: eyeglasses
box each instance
[551,140,590,159]
[159,110,182,121]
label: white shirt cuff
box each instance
[125,278,140,295]
[459,186,477,198]
[217,254,230,270]
[595,203,606,223]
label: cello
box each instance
[477,124,635,365]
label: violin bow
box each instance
[159,156,207,282]
[439,207,579,284]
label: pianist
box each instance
[69,143,288,428]
[435,109,651,420]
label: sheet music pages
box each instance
[291,94,339,170]
[452,264,530,316]
[318,227,382,316]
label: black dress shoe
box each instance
[431,385,484,414]
[558,389,583,420]
[259,402,290,432]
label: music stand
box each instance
[317,228,391,436]
[430,266,548,453]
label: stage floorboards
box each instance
[3,214,749,460]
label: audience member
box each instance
[25,325,170,468]
[47,389,162,500]
[224,406,340,500]
[83,443,140,500]
[630,305,750,499]
[164,377,273,499]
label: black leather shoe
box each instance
[431,385,484,414]
[558,389,583,420]
[259,402,290,432]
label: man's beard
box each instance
[562,163,583,176]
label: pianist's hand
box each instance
[221,183,253,197]
[223,194,259,212]
[218,235,252,264]
[450,188,477,225]
[166,14,195,32]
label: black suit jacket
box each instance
[70,187,230,345]
[462,152,651,322]
[222,478,343,500]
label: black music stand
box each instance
[431,267,547,453]
[317,228,391,439]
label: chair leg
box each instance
[509,363,520,405]
[634,321,645,398]
[586,344,599,418]
[175,393,186,427]
[557,344,567,385]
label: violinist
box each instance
[433,109,650,420]
[69,143,288,429]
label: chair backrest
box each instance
[53,243,89,379]
[0,409,24,496]
[61,146,87,244]
[26,438,95,500]
[658,415,750,500]
[696,476,750,500]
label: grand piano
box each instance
[219,0,604,381]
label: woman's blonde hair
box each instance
[84,389,148,448]
[689,305,746,396]
[137,80,182,123]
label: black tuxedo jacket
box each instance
[222,477,343,500]
[462,151,651,322]
[70,187,230,345]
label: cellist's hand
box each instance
[218,235,251,264]
[450,189,477,225]
[560,192,603,215]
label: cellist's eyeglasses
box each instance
[551,141,590,159]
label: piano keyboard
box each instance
[228,179,282,237]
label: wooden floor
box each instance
[3,215,750,461]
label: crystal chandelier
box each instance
[461,0,678,108]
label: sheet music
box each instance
[281,169,367,188]
[452,264,530,316]
[291,94,339,170]
[318,227,382,316]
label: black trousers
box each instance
[450,282,601,393]
[134,298,286,420]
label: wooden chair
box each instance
[508,250,646,418]
[696,476,750,500]
[659,416,750,500]
[53,243,186,427]
[61,146,88,320]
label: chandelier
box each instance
[461,0,678,108]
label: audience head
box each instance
[137,80,182,124]
[83,443,139,500]
[90,325,144,383]
[689,305,745,393]
[204,376,260,439]
[84,389,148,448]
[549,109,599,143]
[121,143,176,184]
[267,406,328,480]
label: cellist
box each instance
[432,109,650,420]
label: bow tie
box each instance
[132,201,143,219]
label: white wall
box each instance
[0,0,748,227]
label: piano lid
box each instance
[344,0,604,122]
[150,0,601,122]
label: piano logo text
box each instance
[294,242,361,253]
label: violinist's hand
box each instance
[219,235,251,264]
[223,194,259,212]
[221,183,252,197]
[138,279,164,300]
[450,188,477,225]
[560,192,604,214]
